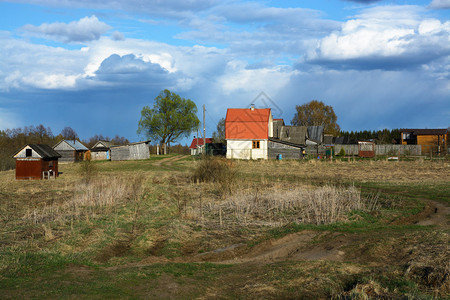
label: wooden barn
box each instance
[90,140,116,160]
[53,140,89,162]
[13,144,61,180]
[110,141,151,161]
[400,128,448,155]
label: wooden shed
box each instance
[13,144,61,180]
[90,140,116,160]
[358,141,375,158]
[53,140,89,162]
[110,141,151,161]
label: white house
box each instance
[225,105,273,160]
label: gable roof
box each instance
[91,140,116,149]
[54,139,88,151]
[13,144,61,159]
[280,126,307,145]
[307,126,324,143]
[400,128,448,135]
[226,108,271,140]
[189,138,213,149]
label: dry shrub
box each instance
[203,185,377,226]
[23,176,143,225]
[191,156,236,195]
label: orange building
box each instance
[400,129,448,155]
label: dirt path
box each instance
[152,155,187,168]
[194,198,449,265]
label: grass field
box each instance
[0,155,449,299]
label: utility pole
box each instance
[203,104,206,155]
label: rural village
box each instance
[1,0,449,298]
[1,98,449,299]
[10,103,449,181]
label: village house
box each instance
[53,140,89,162]
[225,105,273,160]
[400,128,448,155]
[189,137,213,155]
[90,140,116,160]
[13,144,61,180]
[225,106,307,160]
[110,140,151,161]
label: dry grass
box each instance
[21,176,143,225]
[201,184,378,227]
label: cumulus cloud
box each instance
[21,15,111,43]
[306,6,450,70]
[428,0,450,9]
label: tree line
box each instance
[339,129,401,144]
[0,125,129,171]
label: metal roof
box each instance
[226,108,272,140]
[400,129,448,135]
[189,138,213,149]
[307,126,324,143]
[54,139,88,151]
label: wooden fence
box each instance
[332,144,422,156]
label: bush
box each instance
[191,156,235,196]
[78,160,98,183]
[338,147,346,157]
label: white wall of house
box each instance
[226,139,268,160]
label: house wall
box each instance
[14,146,41,158]
[268,141,302,159]
[110,143,150,161]
[226,140,268,160]
[55,150,76,162]
[15,158,58,180]
[417,135,447,154]
[54,141,75,151]
[91,151,108,160]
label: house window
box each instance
[252,141,260,149]
[26,149,32,157]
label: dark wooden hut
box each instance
[13,144,61,180]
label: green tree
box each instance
[212,117,226,144]
[291,100,340,136]
[137,89,200,154]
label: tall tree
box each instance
[137,89,200,154]
[60,126,78,140]
[212,117,226,144]
[291,100,340,135]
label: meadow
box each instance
[0,155,448,299]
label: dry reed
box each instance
[22,176,143,225]
[202,185,378,226]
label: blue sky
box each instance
[0,0,449,144]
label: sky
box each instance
[0,0,449,144]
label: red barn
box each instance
[13,144,62,180]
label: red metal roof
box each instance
[225,108,271,140]
[189,137,213,149]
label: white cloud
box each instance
[306,6,450,70]
[217,60,297,95]
[21,15,111,43]
[428,0,450,9]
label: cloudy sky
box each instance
[0,0,449,143]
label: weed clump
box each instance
[78,160,98,183]
[191,156,236,195]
